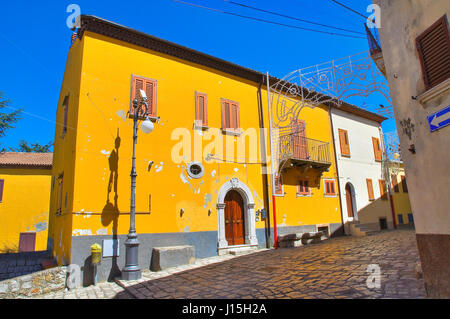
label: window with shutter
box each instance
[324,180,336,196]
[0,179,4,202]
[372,137,382,161]
[338,129,350,157]
[131,75,157,118]
[57,175,63,215]
[195,92,208,127]
[366,178,374,201]
[221,98,240,132]
[391,174,399,193]
[274,175,283,196]
[416,15,450,90]
[292,119,308,159]
[401,175,408,193]
[297,179,311,196]
[62,95,69,137]
[379,179,387,200]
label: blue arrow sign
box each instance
[427,105,450,132]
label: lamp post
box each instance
[121,90,154,281]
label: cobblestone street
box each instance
[37,229,426,299]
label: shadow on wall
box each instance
[343,195,392,234]
[82,129,122,286]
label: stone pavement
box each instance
[36,229,426,299]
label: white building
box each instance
[330,106,394,235]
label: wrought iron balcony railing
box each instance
[277,131,331,170]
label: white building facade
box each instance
[330,107,394,235]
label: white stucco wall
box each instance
[331,108,388,228]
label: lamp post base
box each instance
[121,236,142,281]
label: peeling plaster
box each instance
[203,193,212,208]
[279,214,287,227]
[34,222,47,232]
[72,229,93,236]
[234,168,239,172]
[82,212,92,219]
[155,162,164,173]
[101,150,111,155]
[96,228,108,235]
[211,170,216,178]
[183,226,190,233]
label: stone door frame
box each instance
[216,178,258,251]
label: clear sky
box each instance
[0,0,395,150]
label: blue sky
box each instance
[0,0,395,150]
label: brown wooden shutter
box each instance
[416,15,450,90]
[57,176,63,214]
[195,93,208,126]
[324,180,335,195]
[401,175,408,193]
[338,129,350,157]
[304,180,310,195]
[221,99,239,131]
[372,137,382,161]
[62,95,69,136]
[144,80,156,117]
[379,179,387,200]
[222,101,231,129]
[391,174,399,193]
[366,178,374,200]
[274,175,282,195]
[330,180,335,195]
[298,180,310,195]
[131,75,157,118]
[0,179,4,202]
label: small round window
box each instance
[187,162,204,179]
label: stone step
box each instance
[228,248,256,256]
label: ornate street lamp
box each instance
[121,90,154,281]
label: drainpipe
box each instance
[328,107,346,236]
[379,127,397,230]
[257,79,272,248]
[265,72,278,249]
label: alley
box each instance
[37,229,425,299]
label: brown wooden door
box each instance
[224,190,245,246]
[345,184,354,218]
[19,232,36,252]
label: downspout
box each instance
[265,72,278,249]
[379,126,397,229]
[257,79,272,248]
[328,106,346,236]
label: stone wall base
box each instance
[416,233,450,298]
[0,266,67,299]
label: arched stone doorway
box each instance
[345,182,357,220]
[216,178,258,254]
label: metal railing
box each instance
[277,133,331,165]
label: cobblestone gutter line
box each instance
[115,250,268,299]
[0,266,67,299]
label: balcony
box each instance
[365,24,386,76]
[277,133,332,171]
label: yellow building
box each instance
[48,15,384,283]
[0,152,52,253]
[389,161,413,227]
